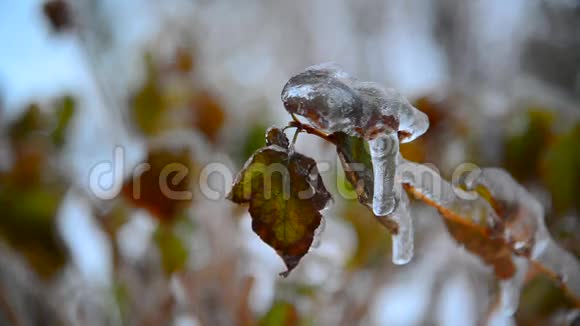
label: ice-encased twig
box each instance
[369,132,399,216]
[397,158,500,226]
[498,256,529,316]
[398,159,580,307]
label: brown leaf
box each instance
[122,148,193,223]
[190,91,225,143]
[228,129,331,276]
[43,0,73,32]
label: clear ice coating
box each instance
[464,168,548,258]
[369,132,399,216]
[281,62,429,141]
[281,62,429,219]
[498,257,529,316]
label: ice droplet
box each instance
[389,186,414,264]
[369,132,399,216]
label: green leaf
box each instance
[229,128,331,276]
[334,132,374,208]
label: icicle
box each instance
[369,132,399,216]
[498,257,528,316]
[388,185,414,264]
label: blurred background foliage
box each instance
[0,0,579,325]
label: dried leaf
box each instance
[229,129,331,276]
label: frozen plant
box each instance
[229,63,580,318]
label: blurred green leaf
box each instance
[153,224,188,275]
[241,122,269,163]
[131,54,166,136]
[504,109,554,181]
[517,274,575,324]
[258,301,299,326]
[0,185,67,279]
[343,202,391,269]
[541,123,580,214]
[51,95,76,148]
[9,104,46,147]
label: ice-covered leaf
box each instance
[335,132,412,263]
[281,62,429,142]
[465,168,547,258]
[443,218,515,279]
[265,126,290,148]
[334,132,374,207]
[228,129,331,276]
[399,162,516,278]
